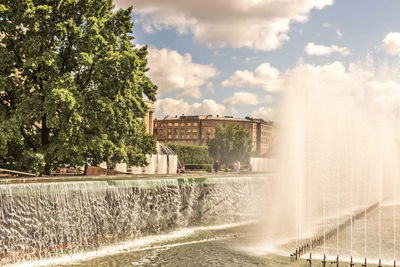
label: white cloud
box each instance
[222,63,282,92]
[205,82,215,94]
[322,23,331,28]
[146,47,218,98]
[223,91,260,106]
[280,61,369,97]
[279,60,400,116]
[191,99,226,115]
[218,60,400,120]
[305,42,350,56]
[382,32,400,55]
[251,107,274,121]
[155,60,400,120]
[115,0,333,51]
[336,29,343,39]
[155,98,226,117]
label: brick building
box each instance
[153,115,274,154]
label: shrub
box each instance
[184,164,212,171]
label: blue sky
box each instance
[114,0,400,120]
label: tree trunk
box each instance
[42,114,50,175]
[41,114,49,147]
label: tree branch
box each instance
[20,126,37,152]
[4,32,23,66]
[83,62,95,90]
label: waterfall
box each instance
[0,176,263,265]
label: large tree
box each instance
[207,125,253,169]
[0,0,157,174]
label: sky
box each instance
[113,0,400,120]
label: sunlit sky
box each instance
[113,0,400,120]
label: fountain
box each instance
[4,60,400,265]
[0,175,264,265]
[130,142,178,175]
[250,157,277,172]
[156,155,168,174]
[97,143,178,175]
[259,62,400,265]
[142,154,156,174]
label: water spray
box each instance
[329,255,339,267]
[322,253,327,267]
[349,256,354,267]
[290,248,298,260]
[289,203,379,265]
[306,252,312,266]
[361,257,367,267]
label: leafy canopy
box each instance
[0,0,157,174]
[207,125,253,168]
[167,144,212,165]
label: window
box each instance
[168,128,172,133]
[193,135,197,139]
[174,122,179,126]
[193,128,198,132]
[181,122,185,126]
[187,129,191,133]
[168,123,172,126]
[187,122,191,126]
[194,122,198,126]
[168,134,172,138]
[187,135,190,138]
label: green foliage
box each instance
[184,164,212,171]
[0,1,157,174]
[207,125,253,168]
[167,144,212,165]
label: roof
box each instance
[154,115,273,125]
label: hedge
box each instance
[166,144,212,165]
[184,164,212,171]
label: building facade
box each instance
[153,115,274,154]
[142,100,155,135]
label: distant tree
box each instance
[0,1,157,174]
[167,144,212,165]
[207,125,253,169]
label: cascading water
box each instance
[0,176,263,265]
[260,62,400,264]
